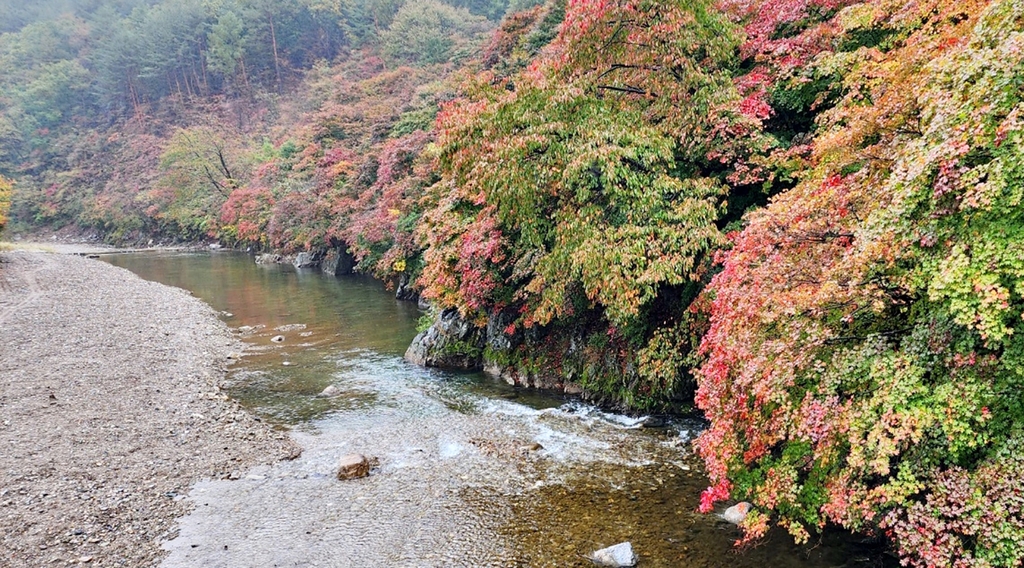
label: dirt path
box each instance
[0,251,299,567]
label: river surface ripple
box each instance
[104,251,889,568]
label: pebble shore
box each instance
[0,250,299,567]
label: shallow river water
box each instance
[105,251,891,567]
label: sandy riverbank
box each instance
[0,250,299,567]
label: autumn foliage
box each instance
[4,1,1024,564]
[694,0,1024,565]
[417,0,761,407]
[0,174,12,234]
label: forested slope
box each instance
[2,0,1023,566]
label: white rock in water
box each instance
[271,335,285,343]
[722,502,752,525]
[590,542,636,567]
[318,385,340,398]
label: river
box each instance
[104,251,891,567]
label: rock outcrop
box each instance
[407,308,585,395]
[404,308,485,370]
[321,246,355,276]
[293,251,320,269]
[395,273,417,302]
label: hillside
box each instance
[2,0,1023,566]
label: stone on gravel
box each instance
[318,385,340,398]
[589,542,637,567]
[337,454,371,480]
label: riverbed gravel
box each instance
[0,250,300,567]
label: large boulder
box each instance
[404,308,485,370]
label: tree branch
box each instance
[596,84,654,96]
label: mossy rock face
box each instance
[405,307,679,411]
[404,308,486,370]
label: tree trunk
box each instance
[269,12,281,91]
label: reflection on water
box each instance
[104,251,893,568]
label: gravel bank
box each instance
[0,251,300,567]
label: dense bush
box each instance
[0,174,11,234]
[695,0,1024,565]
[417,0,760,407]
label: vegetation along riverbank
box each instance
[2,0,1022,565]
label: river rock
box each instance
[563,382,584,395]
[271,335,285,343]
[317,385,340,398]
[256,253,281,265]
[640,416,667,429]
[589,542,637,567]
[722,502,752,525]
[337,454,371,480]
